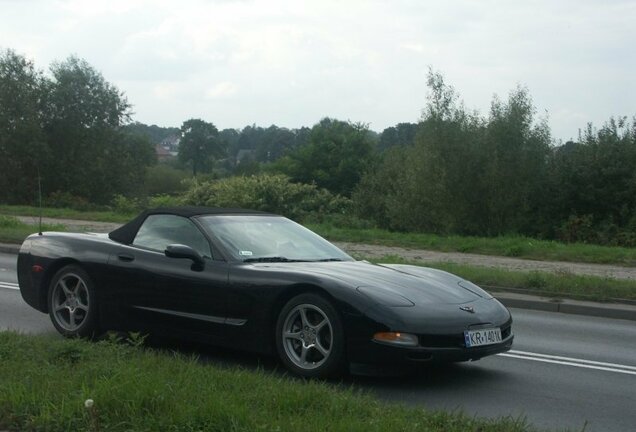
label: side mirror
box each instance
[165,244,205,269]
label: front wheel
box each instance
[48,264,99,338]
[275,293,345,378]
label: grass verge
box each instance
[309,223,636,266]
[0,332,534,432]
[0,215,65,244]
[367,255,636,303]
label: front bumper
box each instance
[348,332,514,376]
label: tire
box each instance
[275,292,345,378]
[47,264,99,338]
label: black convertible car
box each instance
[18,207,513,377]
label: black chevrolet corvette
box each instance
[17,207,513,377]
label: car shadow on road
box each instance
[343,361,508,389]
[141,334,510,395]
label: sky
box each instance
[1,0,634,141]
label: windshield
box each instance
[197,215,353,262]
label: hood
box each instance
[251,260,487,305]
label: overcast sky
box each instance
[1,0,634,141]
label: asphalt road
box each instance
[1,252,635,432]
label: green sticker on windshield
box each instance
[239,250,253,256]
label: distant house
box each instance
[155,144,174,162]
[161,135,181,153]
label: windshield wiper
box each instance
[313,258,345,262]
[243,256,306,263]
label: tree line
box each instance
[354,72,636,246]
[1,49,635,246]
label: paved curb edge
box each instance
[494,292,636,322]
[0,243,19,254]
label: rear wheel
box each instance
[48,265,99,338]
[276,293,345,378]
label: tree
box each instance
[178,118,225,176]
[378,122,419,152]
[480,86,551,234]
[43,56,153,203]
[0,49,47,203]
[542,118,636,244]
[274,118,376,196]
[355,70,551,236]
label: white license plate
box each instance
[464,328,502,347]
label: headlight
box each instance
[373,332,418,347]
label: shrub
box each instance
[110,194,142,214]
[46,191,94,211]
[181,174,351,220]
[148,194,183,208]
[144,165,189,195]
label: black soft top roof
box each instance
[108,206,271,244]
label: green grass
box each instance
[309,223,636,266]
[0,332,535,432]
[0,215,66,244]
[367,255,636,303]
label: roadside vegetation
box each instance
[0,332,534,432]
[3,48,636,253]
[308,223,636,266]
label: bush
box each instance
[144,165,189,195]
[557,214,636,247]
[46,191,94,211]
[181,174,351,220]
[304,212,375,229]
[558,215,598,244]
[148,194,183,208]
[110,194,142,214]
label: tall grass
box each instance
[0,215,66,244]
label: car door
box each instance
[108,214,232,341]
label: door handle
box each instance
[117,253,135,262]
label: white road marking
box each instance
[498,349,636,376]
[0,282,19,290]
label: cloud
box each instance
[0,0,633,138]
[206,81,238,99]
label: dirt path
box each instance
[15,216,636,281]
[15,215,121,233]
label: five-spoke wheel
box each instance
[276,293,344,377]
[48,265,98,337]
